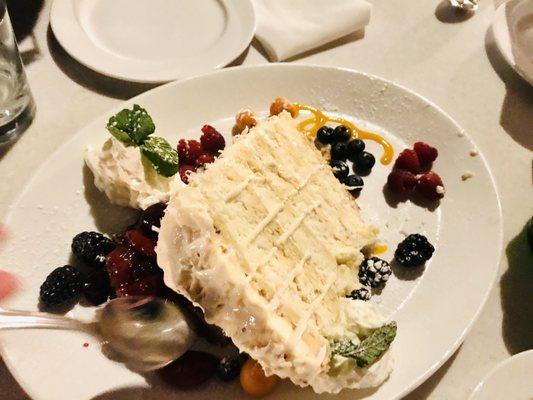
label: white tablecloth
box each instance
[0,0,532,399]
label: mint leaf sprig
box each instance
[330,321,397,368]
[106,105,179,177]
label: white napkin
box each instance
[252,0,372,61]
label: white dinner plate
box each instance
[492,0,533,86]
[50,0,256,83]
[469,350,533,400]
[0,65,502,400]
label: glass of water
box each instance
[0,1,35,144]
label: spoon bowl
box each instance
[0,296,196,371]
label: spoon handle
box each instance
[0,308,86,331]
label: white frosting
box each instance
[85,137,181,210]
[156,113,393,394]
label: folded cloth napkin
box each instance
[253,0,371,61]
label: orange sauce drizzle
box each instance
[294,103,394,165]
[372,244,388,255]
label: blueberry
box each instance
[330,160,349,181]
[217,356,243,381]
[317,126,334,144]
[330,142,348,160]
[139,202,167,238]
[343,175,364,193]
[332,125,351,142]
[347,139,365,159]
[356,151,376,171]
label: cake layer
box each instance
[157,112,391,393]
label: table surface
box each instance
[0,1,532,399]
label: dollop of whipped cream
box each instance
[85,137,181,210]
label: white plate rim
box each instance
[0,64,503,400]
[468,350,533,399]
[49,0,256,83]
[492,0,533,86]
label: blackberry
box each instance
[72,231,115,268]
[347,286,371,301]
[332,125,351,142]
[330,160,349,181]
[40,265,84,307]
[330,142,348,160]
[83,269,112,305]
[317,126,335,144]
[358,257,391,288]
[395,234,435,267]
[217,355,244,381]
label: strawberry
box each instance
[177,139,202,165]
[417,171,445,201]
[115,274,161,297]
[413,142,438,167]
[179,165,195,184]
[125,230,156,259]
[387,169,417,197]
[106,246,137,288]
[200,125,225,154]
[158,351,218,389]
[394,149,421,174]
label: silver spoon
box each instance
[0,297,196,371]
[449,0,478,11]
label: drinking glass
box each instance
[0,1,35,144]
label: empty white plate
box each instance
[50,0,256,83]
[469,350,533,400]
[492,0,533,86]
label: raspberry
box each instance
[387,169,417,196]
[177,139,202,165]
[195,153,216,167]
[200,125,225,154]
[125,230,156,259]
[413,142,438,167]
[394,149,421,173]
[417,171,445,201]
[40,266,84,307]
[179,165,195,184]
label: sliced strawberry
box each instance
[125,230,156,259]
[106,246,137,288]
[417,171,445,201]
[158,351,218,389]
[115,274,161,297]
[394,149,421,174]
[200,125,225,154]
[387,169,417,197]
[413,142,438,167]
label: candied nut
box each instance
[235,108,257,132]
[269,97,299,118]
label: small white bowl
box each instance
[492,0,533,86]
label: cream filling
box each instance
[85,137,181,210]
